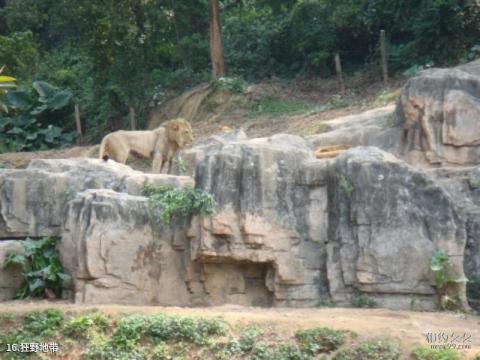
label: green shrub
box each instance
[430,250,468,310]
[0,309,64,353]
[333,339,400,360]
[271,343,310,360]
[0,31,39,77]
[146,314,226,345]
[211,76,248,94]
[3,236,72,299]
[0,80,76,152]
[412,346,463,360]
[63,312,110,338]
[142,184,216,223]
[296,327,348,354]
[351,293,376,308]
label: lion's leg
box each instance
[111,144,130,164]
[152,152,163,173]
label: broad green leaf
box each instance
[33,81,56,101]
[28,278,45,293]
[7,127,23,135]
[5,90,31,110]
[30,104,48,115]
[46,90,72,110]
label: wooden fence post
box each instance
[129,106,136,130]
[380,29,389,85]
[334,53,345,94]
[74,104,83,145]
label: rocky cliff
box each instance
[1,61,480,310]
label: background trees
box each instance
[0,0,479,144]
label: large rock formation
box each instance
[1,61,480,310]
[327,147,468,310]
[0,158,192,238]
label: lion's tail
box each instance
[99,137,110,162]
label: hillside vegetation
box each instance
[1,0,480,149]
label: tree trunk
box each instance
[209,0,226,78]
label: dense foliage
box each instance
[0,80,76,152]
[1,0,479,143]
[142,184,216,223]
[3,236,72,299]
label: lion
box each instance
[99,118,194,173]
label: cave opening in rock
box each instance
[202,261,274,307]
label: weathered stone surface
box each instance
[307,105,402,156]
[3,61,480,310]
[427,166,480,309]
[0,158,193,238]
[60,188,279,307]
[189,134,329,306]
[398,61,480,165]
[60,189,191,305]
[0,240,24,301]
[326,147,468,310]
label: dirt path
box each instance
[1,302,479,359]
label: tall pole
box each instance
[209,0,226,78]
[129,106,136,130]
[335,53,345,94]
[380,30,389,85]
[74,104,83,145]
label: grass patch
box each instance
[374,89,400,106]
[296,327,349,354]
[333,339,400,360]
[351,292,376,308]
[247,95,318,118]
[0,309,401,359]
[412,346,463,360]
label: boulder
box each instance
[189,134,332,306]
[0,158,193,238]
[60,189,191,305]
[0,240,24,300]
[306,105,402,157]
[398,60,480,165]
[326,147,468,310]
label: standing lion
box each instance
[99,118,193,173]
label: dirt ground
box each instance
[1,301,479,359]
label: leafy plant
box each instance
[211,76,247,94]
[64,312,111,339]
[333,339,400,360]
[0,80,76,152]
[142,184,216,223]
[3,236,72,299]
[412,346,462,360]
[0,309,64,354]
[430,250,468,310]
[351,292,376,308]
[272,343,310,360]
[296,327,348,354]
[338,173,355,198]
[174,156,188,175]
